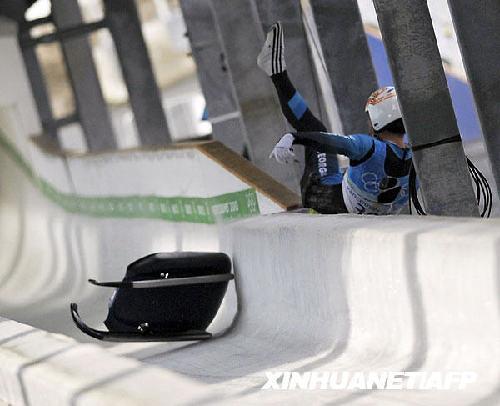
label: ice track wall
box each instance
[0,23,300,225]
[0,124,299,224]
[203,214,500,404]
[0,317,214,406]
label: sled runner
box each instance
[70,252,234,342]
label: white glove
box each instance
[269,133,296,164]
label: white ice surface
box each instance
[1,141,499,405]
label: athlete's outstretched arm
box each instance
[293,132,374,162]
[269,131,374,165]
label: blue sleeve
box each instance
[293,132,374,161]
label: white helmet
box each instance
[365,86,402,131]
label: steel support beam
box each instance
[0,0,30,22]
[20,19,107,48]
[179,0,247,154]
[308,0,378,135]
[447,0,500,199]
[210,0,301,192]
[51,0,116,151]
[373,0,478,216]
[20,15,53,30]
[18,26,59,141]
[104,0,171,147]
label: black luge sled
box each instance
[70,303,213,342]
[70,252,234,342]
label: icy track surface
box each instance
[1,140,500,405]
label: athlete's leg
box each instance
[270,71,327,132]
[258,23,346,213]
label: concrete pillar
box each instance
[447,0,500,199]
[372,0,478,216]
[104,0,171,147]
[308,0,378,135]
[210,0,301,192]
[51,0,116,151]
[179,0,247,154]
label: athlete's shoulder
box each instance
[349,133,379,147]
[346,134,376,161]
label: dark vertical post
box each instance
[210,0,301,192]
[0,0,28,22]
[51,0,116,151]
[18,29,59,141]
[104,0,171,147]
[308,0,378,134]
[447,0,500,199]
[373,0,478,216]
[179,0,247,154]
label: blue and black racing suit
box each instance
[271,72,412,214]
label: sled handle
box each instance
[88,273,234,289]
[70,303,107,340]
